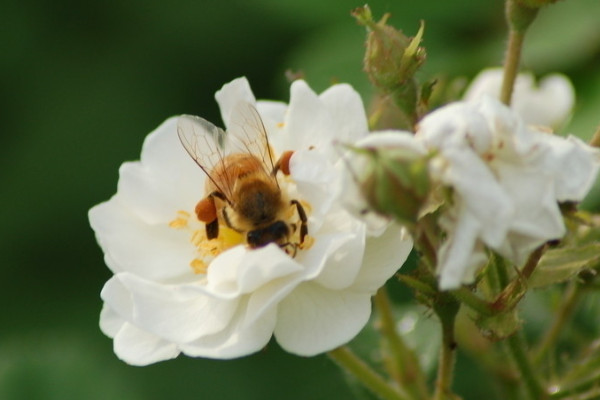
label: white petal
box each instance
[319,83,369,143]
[180,296,276,359]
[513,74,575,128]
[463,68,504,102]
[99,304,125,338]
[139,117,205,187]
[255,100,289,154]
[492,161,565,263]
[476,96,524,152]
[101,276,134,321]
[89,199,194,280]
[440,148,513,247]
[206,244,303,297]
[290,149,339,223]
[114,273,238,343]
[116,118,205,224]
[352,223,413,293]
[283,80,337,150]
[497,162,564,237]
[541,134,600,201]
[113,322,180,366]
[256,100,287,123]
[302,214,366,290]
[215,77,257,128]
[417,101,493,154]
[274,283,372,356]
[437,206,484,290]
[464,68,575,128]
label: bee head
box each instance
[247,221,290,248]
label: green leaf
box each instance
[529,243,600,288]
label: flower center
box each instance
[168,210,245,274]
[168,196,314,275]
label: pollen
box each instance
[276,122,285,128]
[300,234,315,250]
[168,210,191,228]
[190,258,208,274]
[187,225,245,274]
[191,229,206,247]
[220,226,245,247]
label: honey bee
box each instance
[177,101,308,255]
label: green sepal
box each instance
[529,243,600,289]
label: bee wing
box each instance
[226,101,276,175]
[177,114,232,200]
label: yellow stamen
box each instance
[191,229,205,247]
[190,258,208,274]
[168,210,191,228]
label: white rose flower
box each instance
[463,68,575,129]
[89,77,412,365]
[416,96,599,290]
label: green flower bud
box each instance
[352,6,426,91]
[351,144,430,227]
[352,5,426,128]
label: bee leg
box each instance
[272,151,294,176]
[205,219,219,240]
[195,191,227,240]
[291,199,308,244]
[279,242,298,258]
[287,243,298,258]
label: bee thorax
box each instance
[235,179,282,226]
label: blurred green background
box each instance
[1,0,599,399]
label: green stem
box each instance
[433,296,460,400]
[374,288,430,399]
[500,0,538,106]
[451,287,496,316]
[328,346,413,400]
[415,214,439,270]
[532,282,581,364]
[505,332,547,400]
[500,28,525,106]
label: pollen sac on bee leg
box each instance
[195,197,217,223]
